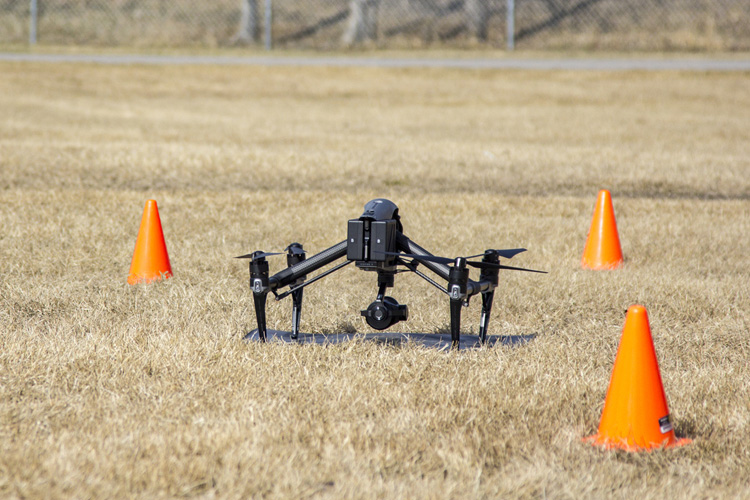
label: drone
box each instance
[237,199,545,349]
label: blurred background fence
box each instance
[1,0,749,50]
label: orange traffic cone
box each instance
[582,190,623,270]
[127,200,172,285]
[586,305,691,451]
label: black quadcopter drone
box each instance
[238,199,545,349]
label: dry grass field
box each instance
[0,59,749,498]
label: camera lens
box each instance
[361,296,408,330]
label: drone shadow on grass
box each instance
[243,329,536,351]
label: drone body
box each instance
[238,199,544,348]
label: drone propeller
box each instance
[465,248,528,260]
[386,251,547,274]
[235,251,283,260]
[285,243,306,256]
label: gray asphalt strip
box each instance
[1,52,749,71]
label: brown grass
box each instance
[0,61,749,499]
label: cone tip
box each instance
[627,304,647,316]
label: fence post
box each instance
[506,0,515,51]
[264,0,272,50]
[29,0,38,44]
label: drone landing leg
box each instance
[291,289,303,340]
[450,298,462,349]
[478,291,494,345]
[249,257,272,343]
[448,261,470,350]
[286,243,306,341]
[253,292,268,342]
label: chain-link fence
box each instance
[2,0,749,50]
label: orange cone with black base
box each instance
[128,200,172,285]
[586,305,691,451]
[582,190,623,270]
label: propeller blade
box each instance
[465,248,527,260]
[387,251,545,273]
[464,252,486,260]
[467,261,546,273]
[493,248,527,259]
[386,251,545,273]
[285,243,305,256]
[234,251,282,260]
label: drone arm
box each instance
[396,233,451,281]
[466,279,494,297]
[401,259,448,294]
[269,240,348,290]
[275,260,353,300]
[397,233,492,292]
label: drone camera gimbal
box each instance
[238,198,545,348]
[345,200,407,329]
